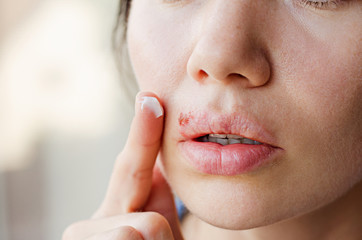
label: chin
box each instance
[161,150,362,232]
[170,176,298,230]
[162,163,284,230]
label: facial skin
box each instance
[126,0,362,234]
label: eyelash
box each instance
[162,0,345,10]
[299,0,343,10]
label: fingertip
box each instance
[136,92,164,119]
[130,92,164,148]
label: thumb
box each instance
[144,166,184,240]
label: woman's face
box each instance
[126,0,362,229]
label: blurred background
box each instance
[0,0,135,239]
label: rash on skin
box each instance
[178,112,193,126]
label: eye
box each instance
[298,0,344,10]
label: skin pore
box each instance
[125,0,362,239]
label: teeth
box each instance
[205,134,262,145]
[241,138,262,145]
[209,134,227,138]
[208,136,218,143]
[228,138,242,144]
[209,134,244,139]
[227,134,243,139]
[216,138,229,146]
[241,138,256,145]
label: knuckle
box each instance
[62,221,86,240]
[131,166,153,182]
[143,212,166,225]
[142,212,173,239]
[117,153,153,182]
[114,226,143,240]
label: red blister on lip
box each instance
[177,110,282,176]
[178,112,193,127]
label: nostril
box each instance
[198,70,208,80]
[227,73,251,85]
[229,73,246,79]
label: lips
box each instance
[177,111,282,176]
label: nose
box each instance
[187,1,271,88]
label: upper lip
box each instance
[178,111,280,148]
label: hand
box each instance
[63,92,183,240]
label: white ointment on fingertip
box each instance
[141,97,164,118]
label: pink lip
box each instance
[178,111,282,176]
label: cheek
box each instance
[270,15,362,191]
[282,9,362,133]
[282,44,362,135]
[127,8,192,100]
[288,32,361,137]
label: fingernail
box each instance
[140,96,164,118]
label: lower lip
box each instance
[179,141,280,176]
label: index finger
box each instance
[95,91,164,218]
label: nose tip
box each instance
[186,2,271,88]
[187,46,271,88]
